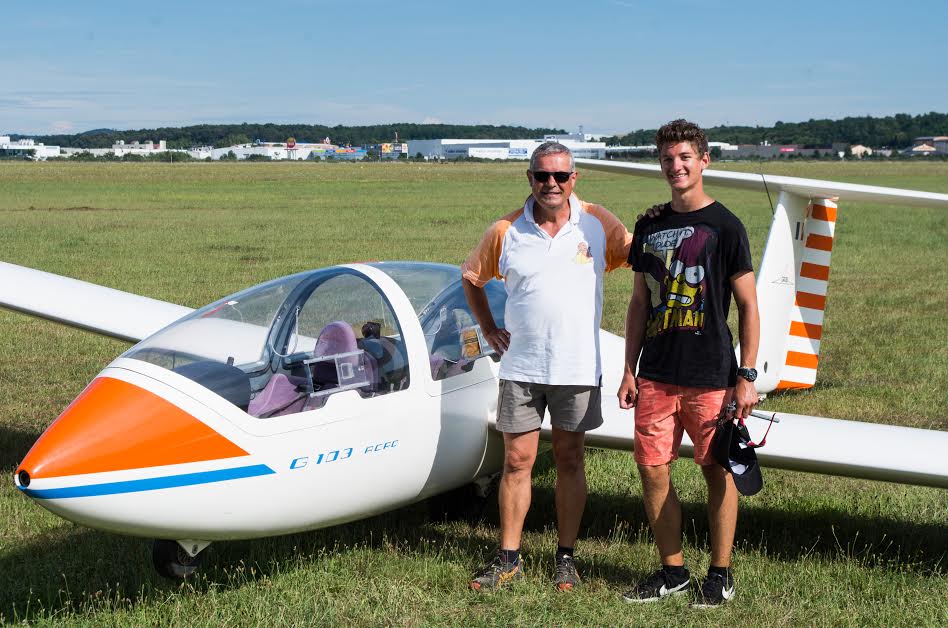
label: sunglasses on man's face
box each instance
[531,170,573,184]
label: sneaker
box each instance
[622,568,691,603]
[469,552,523,591]
[554,554,581,592]
[692,571,735,608]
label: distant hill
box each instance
[606,112,948,149]
[20,123,567,150]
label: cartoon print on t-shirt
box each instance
[665,258,705,308]
[574,241,593,264]
[641,226,712,337]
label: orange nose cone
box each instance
[18,377,248,480]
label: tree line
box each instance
[19,123,566,150]
[17,113,946,150]
[606,112,948,149]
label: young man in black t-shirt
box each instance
[617,120,760,607]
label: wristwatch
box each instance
[737,366,758,382]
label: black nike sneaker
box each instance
[692,570,736,608]
[622,567,691,603]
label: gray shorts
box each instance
[496,379,603,434]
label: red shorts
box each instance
[633,378,731,466]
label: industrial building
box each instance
[0,136,61,160]
[716,142,852,159]
[908,136,948,155]
[55,138,365,161]
[363,142,409,159]
[408,132,606,161]
[62,140,182,159]
[189,141,366,161]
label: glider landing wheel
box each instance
[152,539,205,580]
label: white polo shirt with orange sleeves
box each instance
[461,194,631,386]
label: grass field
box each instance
[0,161,945,626]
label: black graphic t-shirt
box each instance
[628,201,753,388]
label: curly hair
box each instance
[655,119,709,157]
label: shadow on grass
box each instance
[0,424,43,471]
[0,497,497,622]
[732,498,947,572]
[521,470,947,585]
[2,455,943,621]
[0,528,155,622]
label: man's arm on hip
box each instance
[462,278,509,355]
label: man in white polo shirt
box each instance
[462,142,631,592]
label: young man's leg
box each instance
[701,463,738,567]
[638,463,684,565]
[681,386,737,568]
[695,463,737,606]
[633,379,686,565]
[624,463,691,603]
[624,379,691,602]
[683,387,738,606]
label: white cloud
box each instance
[50,120,74,132]
[422,116,442,124]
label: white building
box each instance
[188,146,215,160]
[62,139,184,159]
[203,142,311,160]
[193,141,365,161]
[709,141,739,151]
[110,140,169,157]
[408,134,606,161]
[0,136,61,160]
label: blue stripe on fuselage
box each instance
[19,464,275,499]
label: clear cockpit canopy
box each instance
[122,263,506,416]
[370,262,505,379]
[124,271,312,372]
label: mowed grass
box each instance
[0,161,945,626]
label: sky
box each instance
[2,0,946,137]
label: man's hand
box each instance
[634,204,664,223]
[483,327,510,355]
[733,378,758,419]
[617,371,638,409]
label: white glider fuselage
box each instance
[13,263,505,540]
[26,358,497,541]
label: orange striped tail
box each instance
[776,199,837,390]
[750,194,838,394]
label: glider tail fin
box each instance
[751,194,837,394]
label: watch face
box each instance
[739,367,758,382]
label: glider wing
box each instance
[0,261,193,343]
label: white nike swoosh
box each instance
[659,580,689,596]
